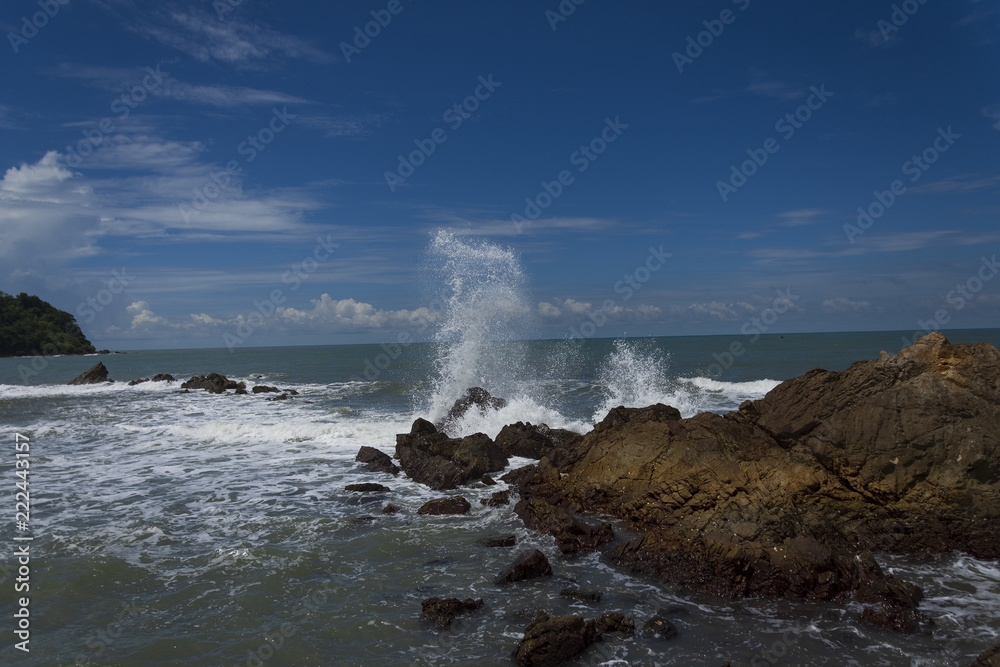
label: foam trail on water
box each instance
[424,230,534,424]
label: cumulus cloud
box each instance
[279,295,438,331]
[536,298,660,324]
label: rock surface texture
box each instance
[506,334,1000,633]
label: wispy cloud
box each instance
[745,68,805,100]
[822,297,871,314]
[910,173,1000,195]
[984,104,1000,131]
[777,208,828,226]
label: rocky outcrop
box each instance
[344,483,390,493]
[417,496,471,515]
[438,387,507,432]
[68,362,110,385]
[481,534,516,548]
[495,421,583,460]
[396,418,507,490]
[355,446,400,475]
[509,334,1000,633]
[129,373,175,386]
[495,549,552,585]
[420,597,483,629]
[180,373,246,394]
[252,385,279,393]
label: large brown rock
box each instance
[495,549,552,585]
[512,334,1000,632]
[973,641,1000,666]
[355,446,400,475]
[511,613,597,667]
[68,362,110,385]
[420,597,483,629]
[495,422,583,460]
[438,387,507,432]
[396,418,508,490]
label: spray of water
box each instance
[423,230,533,425]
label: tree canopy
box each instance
[0,292,96,357]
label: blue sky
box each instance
[1,0,998,350]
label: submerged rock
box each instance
[69,362,110,385]
[642,616,678,640]
[344,483,390,493]
[511,612,634,666]
[420,597,483,629]
[509,334,1000,633]
[481,534,516,548]
[973,641,1000,667]
[481,490,510,506]
[495,549,552,585]
[396,418,507,490]
[252,385,279,393]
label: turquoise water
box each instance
[1,330,999,665]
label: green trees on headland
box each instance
[0,292,96,357]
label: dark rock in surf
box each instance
[151,373,175,382]
[420,597,483,630]
[495,421,584,461]
[396,418,507,490]
[69,362,110,385]
[355,446,400,476]
[128,377,149,386]
[559,588,602,603]
[266,393,289,401]
[594,612,635,637]
[495,549,552,585]
[482,474,497,486]
[438,387,507,431]
[234,388,248,395]
[481,534,516,548]
[511,613,597,667]
[643,616,678,640]
[181,373,245,394]
[345,483,390,493]
[252,385,279,393]
[417,496,471,516]
[381,503,399,514]
[481,490,510,506]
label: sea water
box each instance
[1,232,998,666]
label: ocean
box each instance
[2,329,1000,666]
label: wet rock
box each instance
[481,534,516,548]
[513,491,613,555]
[438,387,507,431]
[643,616,678,640]
[511,613,597,667]
[859,604,930,634]
[501,465,538,489]
[509,334,1000,631]
[482,474,497,486]
[496,421,583,460]
[283,389,299,395]
[181,373,246,394]
[345,483,390,493]
[396,418,508,490]
[417,496,471,516]
[973,641,1000,666]
[234,388,248,395]
[266,394,289,401]
[348,515,376,525]
[252,385,279,393]
[355,446,400,476]
[420,597,483,630]
[593,612,634,637]
[495,549,552,585]
[69,362,110,385]
[381,503,400,514]
[128,377,149,386]
[559,588,602,603]
[151,373,175,382]
[481,490,510,506]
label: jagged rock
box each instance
[417,496,471,515]
[151,373,174,382]
[509,334,1000,632]
[345,483,390,493]
[420,597,483,629]
[396,418,508,490]
[252,385,279,393]
[859,604,930,634]
[266,394,289,401]
[69,362,110,385]
[128,377,149,386]
[482,474,497,486]
[180,373,246,394]
[234,388,248,395]
[511,613,598,667]
[495,549,552,585]
[496,421,584,460]
[438,387,507,431]
[643,616,678,640]
[973,641,1000,666]
[355,446,400,476]
[512,468,614,555]
[594,612,635,637]
[481,490,510,506]
[481,534,516,548]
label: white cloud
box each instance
[822,297,871,314]
[536,298,659,324]
[278,295,438,331]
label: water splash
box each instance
[423,230,534,425]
